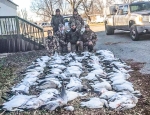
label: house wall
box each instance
[0,0,17,16]
[89,15,104,23]
[0,0,17,35]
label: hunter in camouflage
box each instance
[55,24,67,54]
[51,9,64,33]
[46,30,59,55]
[82,24,97,52]
[67,22,83,53]
[69,9,84,31]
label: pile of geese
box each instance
[1,50,142,112]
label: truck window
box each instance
[130,2,150,12]
[123,5,128,14]
[117,6,123,15]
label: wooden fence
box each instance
[0,16,45,53]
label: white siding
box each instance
[0,0,17,16]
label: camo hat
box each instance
[59,24,64,28]
[85,24,90,28]
[71,22,76,27]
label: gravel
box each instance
[92,25,150,74]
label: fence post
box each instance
[15,16,20,38]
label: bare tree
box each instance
[56,0,64,14]
[81,0,115,20]
[66,0,84,11]
[122,0,136,3]
[81,0,93,21]
[21,9,28,20]
[122,0,150,3]
[31,0,69,21]
[17,8,29,20]
[94,0,115,14]
[31,0,58,21]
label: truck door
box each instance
[121,5,130,30]
[114,6,123,29]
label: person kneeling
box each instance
[82,24,97,52]
[55,24,67,54]
[46,30,59,56]
[67,23,83,53]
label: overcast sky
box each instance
[12,0,41,21]
[11,0,131,21]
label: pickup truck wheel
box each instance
[105,24,114,35]
[130,25,139,41]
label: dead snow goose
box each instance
[80,97,108,109]
[2,95,35,111]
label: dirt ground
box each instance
[0,50,150,115]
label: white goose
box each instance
[100,91,116,100]
[66,77,83,91]
[113,83,134,92]
[91,81,112,91]
[3,95,35,111]
[80,97,108,108]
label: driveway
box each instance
[90,24,150,74]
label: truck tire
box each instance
[130,25,139,41]
[105,23,114,35]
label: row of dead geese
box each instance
[1,50,142,112]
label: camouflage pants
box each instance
[59,44,68,54]
[47,46,55,55]
[84,42,94,52]
[67,41,83,52]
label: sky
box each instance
[11,0,127,21]
[12,0,41,21]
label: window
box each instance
[117,6,123,15]
[130,2,150,12]
[123,5,128,14]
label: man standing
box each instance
[82,24,97,52]
[69,9,84,31]
[67,23,83,52]
[55,24,67,54]
[51,9,64,33]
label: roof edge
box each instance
[7,0,18,6]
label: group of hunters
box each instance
[46,8,97,55]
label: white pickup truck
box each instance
[105,1,150,41]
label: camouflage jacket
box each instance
[69,14,84,30]
[82,29,97,45]
[51,15,64,32]
[46,36,59,50]
[55,30,67,45]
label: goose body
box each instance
[69,61,82,68]
[22,76,38,85]
[66,91,80,101]
[109,94,138,110]
[11,82,30,94]
[20,97,44,110]
[3,95,35,111]
[113,83,134,92]
[100,91,116,100]
[112,79,133,86]
[38,89,59,102]
[66,77,83,91]
[50,68,62,74]
[37,77,61,88]
[91,81,112,91]
[49,64,66,70]
[83,72,96,81]
[80,98,108,108]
